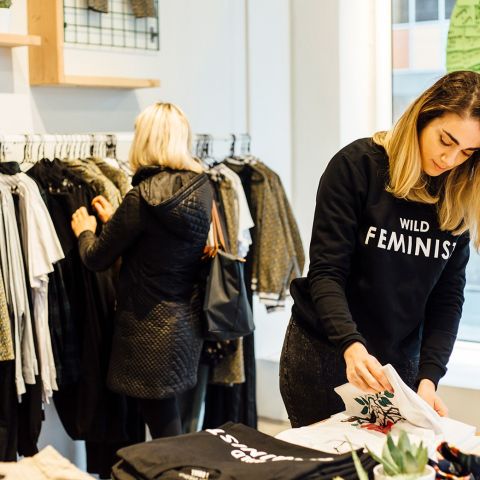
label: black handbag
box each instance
[202,202,254,341]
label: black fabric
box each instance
[280,316,419,427]
[47,262,80,387]
[203,248,254,341]
[0,360,17,461]
[202,165,257,430]
[112,422,376,480]
[290,138,469,388]
[137,396,182,438]
[435,442,480,477]
[77,167,213,399]
[32,177,81,388]
[27,160,145,476]
[0,161,20,175]
[12,192,43,458]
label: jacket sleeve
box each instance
[78,188,144,272]
[307,153,368,353]
[417,234,470,387]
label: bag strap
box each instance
[211,201,228,253]
[203,201,228,259]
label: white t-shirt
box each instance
[0,174,64,400]
[276,364,476,458]
[0,184,37,396]
[216,164,254,258]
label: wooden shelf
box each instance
[27,0,159,89]
[31,75,160,89]
[0,33,41,48]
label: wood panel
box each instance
[62,75,160,89]
[0,33,41,47]
[26,0,159,89]
[27,0,64,85]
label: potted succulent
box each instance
[368,431,435,480]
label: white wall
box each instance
[246,0,293,362]
[1,0,247,134]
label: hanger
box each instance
[229,134,236,158]
[0,134,5,163]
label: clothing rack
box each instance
[0,132,252,166]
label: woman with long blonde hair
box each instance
[280,70,480,427]
[71,102,212,438]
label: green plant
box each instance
[346,438,369,480]
[368,431,429,478]
[351,447,369,480]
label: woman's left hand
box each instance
[71,207,97,238]
[417,378,448,416]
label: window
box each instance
[445,0,456,18]
[393,0,409,24]
[392,0,480,342]
[415,0,438,21]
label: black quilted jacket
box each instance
[78,166,213,399]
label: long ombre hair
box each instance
[129,102,203,174]
[373,71,480,249]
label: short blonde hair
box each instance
[373,71,480,249]
[129,102,203,173]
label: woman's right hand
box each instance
[343,342,393,394]
[92,195,114,224]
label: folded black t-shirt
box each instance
[112,422,376,480]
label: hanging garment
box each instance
[65,159,122,209]
[91,157,131,197]
[250,162,304,310]
[27,160,145,477]
[0,359,17,461]
[0,445,95,480]
[78,166,212,399]
[46,263,80,388]
[0,185,37,396]
[0,268,14,361]
[213,164,254,258]
[87,0,108,13]
[203,164,257,430]
[88,0,156,18]
[129,0,156,18]
[225,160,304,311]
[210,337,245,385]
[277,364,476,458]
[111,422,377,480]
[217,176,239,255]
[0,173,65,401]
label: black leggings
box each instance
[137,396,182,439]
[279,316,419,428]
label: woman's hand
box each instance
[417,378,448,416]
[343,342,394,394]
[71,207,97,238]
[91,195,114,224]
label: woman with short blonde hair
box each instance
[281,71,480,427]
[129,102,203,173]
[71,102,213,439]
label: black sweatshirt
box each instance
[291,138,469,387]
